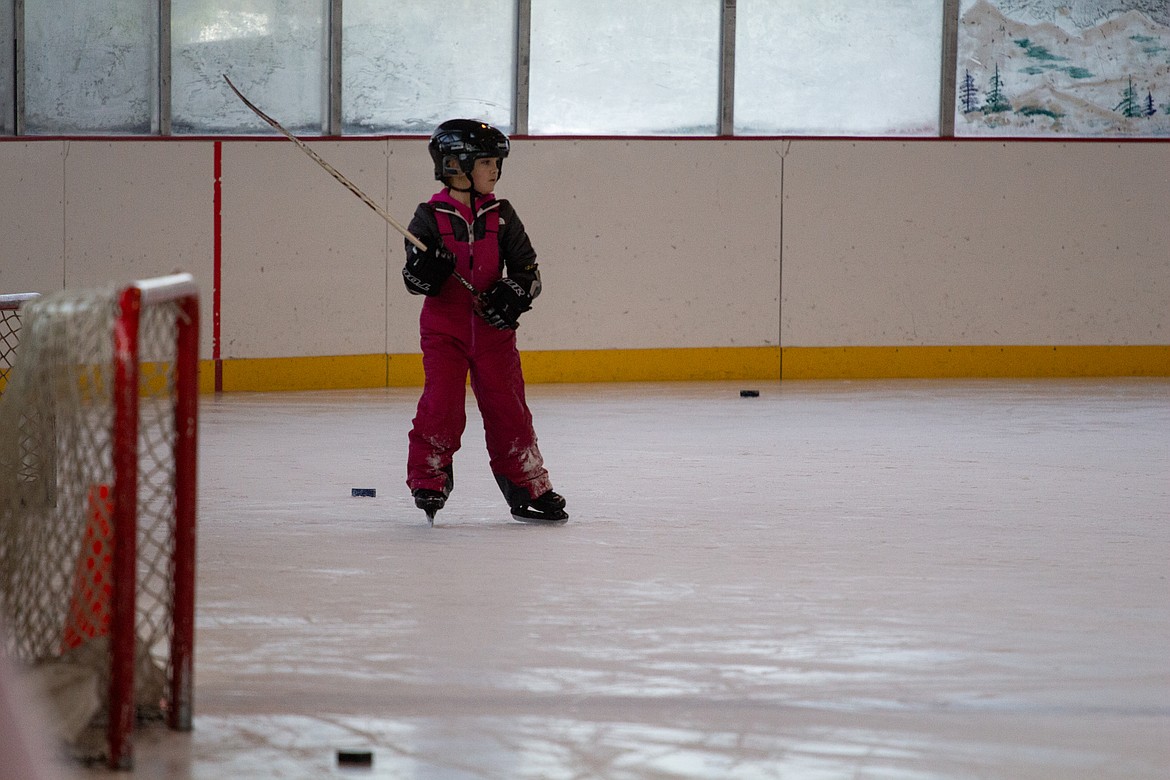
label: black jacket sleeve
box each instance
[405,203,441,256]
[403,203,442,295]
[497,200,542,301]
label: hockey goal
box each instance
[0,292,40,398]
[0,274,199,769]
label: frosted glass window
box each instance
[529,0,721,135]
[735,1,942,136]
[343,0,515,134]
[23,0,157,134]
[172,0,328,134]
[956,0,1170,137]
[1,0,11,134]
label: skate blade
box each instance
[510,509,569,525]
[424,509,436,527]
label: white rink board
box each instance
[222,141,391,359]
[1,138,1167,362]
[63,141,216,357]
[781,140,1170,347]
[0,142,66,294]
[501,139,784,352]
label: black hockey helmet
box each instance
[428,119,510,182]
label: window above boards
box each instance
[2,0,1168,139]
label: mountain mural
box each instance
[994,0,1170,30]
[957,0,1170,135]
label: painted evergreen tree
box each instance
[1114,77,1142,118]
[982,63,1011,114]
[1144,91,1157,117]
[959,69,980,113]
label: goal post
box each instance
[0,274,199,770]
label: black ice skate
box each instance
[510,490,568,524]
[413,489,447,526]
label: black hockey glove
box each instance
[477,278,532,330]
[402,240,456,296]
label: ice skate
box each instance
[413,489,447,526]
[510,490,568,524]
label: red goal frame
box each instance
[1,273,199,770]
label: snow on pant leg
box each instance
[407,330,469,493]
[468,326,553,503]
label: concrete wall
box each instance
[1,137,1167,383]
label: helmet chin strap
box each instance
[446,181,480,213]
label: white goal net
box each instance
[0,275,199,770]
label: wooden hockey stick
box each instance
[223,74,479,296]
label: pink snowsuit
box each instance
[405,189,553,504]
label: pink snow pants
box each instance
[406,291,552,502]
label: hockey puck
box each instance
[739,390,760,397]
[351,488,376,498]
[337,749,373,766]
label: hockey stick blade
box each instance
[222,74,480,297]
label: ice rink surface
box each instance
[76,379,1168,779]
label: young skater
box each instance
[402,119,567,525]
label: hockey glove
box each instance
[477,278,532,330]
[402,240,456,296]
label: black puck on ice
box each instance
[351,488,376,497]
[740,390,760,397]
[337,749,373,766]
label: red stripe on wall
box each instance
[213,141,223,392]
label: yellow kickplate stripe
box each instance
[520,347,782,383]
[217,354,390,392]
[781,345,1170,379]
[203,347,779,391]
[197,345,1168,392]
